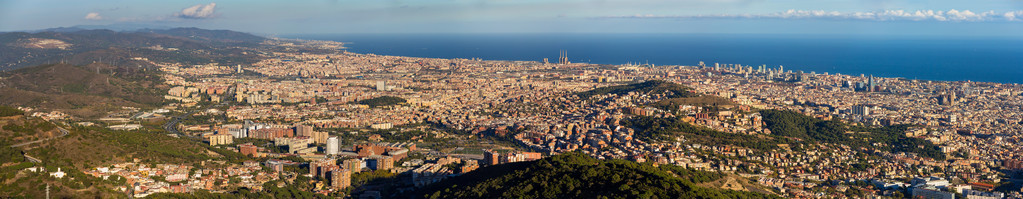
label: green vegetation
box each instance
[0,140,24,165]
[370,129,449,143]
[0,28,266,71]
[0,106,24,117]
[1,63,168,118]
[352,169,398,186]
[579,80,737,115]
[417,152,778,199]
[146,176,328,199]
[576,80,698,99]
[652,95,736,111]
[1,118,56,135]
[621,115,785,152]
[760,110,944,160]
[24,125,215,170]
[621,109,943,160]
[760,110,846,142]
[355,96,406,108]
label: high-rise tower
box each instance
[326,136,339,155]
[868,75,875,92]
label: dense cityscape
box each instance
[2,32,1018,198]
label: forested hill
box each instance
[138,27,267,44]
[0,28,267,71]
[760,109,945,160]
[0,27,271,117]
[415,152,779,199]
[0,63,167,118]
[576,80,699,99]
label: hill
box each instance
[576,80,698,100]
[0,119,233,198]
[416,152,779,199]
[140,27,267,44]
[0,106,24,117]
[759,109,945,160]
[0,113,57,146]
[355,96,407,108]
[0,63,167,118]
[621,115,787,152]
[619,109,944,159]
[32,23,174,32]
[0,28,266,71]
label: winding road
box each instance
[9,124,69,164]
[10,126,68,148]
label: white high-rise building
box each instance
[326,136,340,155]
[376,81,386,91]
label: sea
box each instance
[284,33,1023,84]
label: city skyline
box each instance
[2,0,1023,37]
[2,0,1023,198]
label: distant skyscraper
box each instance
[376,81,386,91]
[868,75,876,92]
[852,105,871,116]
[779,65,784,73]
[330,169,351,190]
[295,125,313,137]
[327,136,340,155]
[483,149,500,166]
[343,159,363,173]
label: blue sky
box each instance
[1,0,1022,36]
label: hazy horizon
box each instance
[3,0,1023,37]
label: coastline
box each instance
[280,34,1023,85]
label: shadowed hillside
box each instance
[414,152,779,199]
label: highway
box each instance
[163,110,201,140]
[164,93,233,141]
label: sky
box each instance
[2,0,1023,37]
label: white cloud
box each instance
[176,3,217,19]
[604,9,1023,22]
[1005,11,1023,21]
[85,12,103,20]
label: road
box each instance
[9,123,69,164]
[163,109,204,140]
[23,154,41,163]
[163,112,186,136]
[10,126,68,148]
[164,95,233,140]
